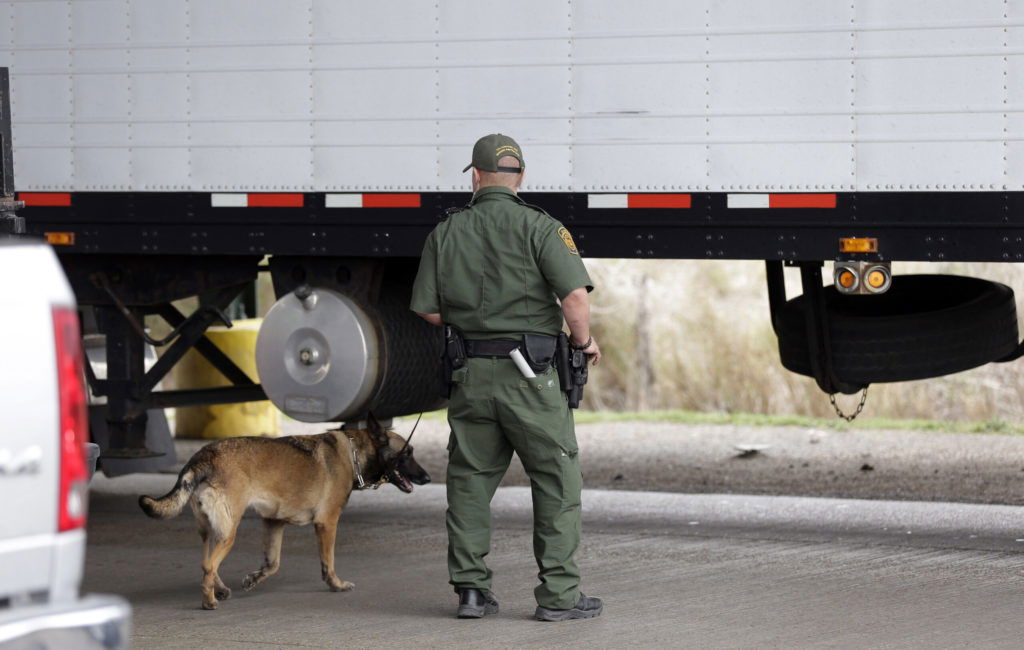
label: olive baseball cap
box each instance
[462,133,525,173]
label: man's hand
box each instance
[573,335,601,366]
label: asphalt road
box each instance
[393,418,1024,504]
[86,467,1024,649]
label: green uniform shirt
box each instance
[410,186,593,340]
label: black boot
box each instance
[534,593,603,622]
[457,588,499,618]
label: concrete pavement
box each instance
[85,473,1024,648]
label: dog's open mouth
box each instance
[390,470,414,493]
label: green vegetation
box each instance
[405,409,1023,435]
[573,410,1023,435]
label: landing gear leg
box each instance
[94,305,160,458]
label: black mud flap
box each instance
[776,274,1020,386]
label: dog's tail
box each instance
[138,457,205,520]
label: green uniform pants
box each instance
[446,357,583,609]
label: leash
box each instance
[397,412,423,457]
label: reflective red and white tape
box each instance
[323,193,421,208]
[19,191,834,210]
[587,193,691,209]
[726,193,836,208]
[17,192,72,207]
[208,193,422,208]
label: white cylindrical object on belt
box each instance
[509,348,537,378]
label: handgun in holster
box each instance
[556,333,589,409]
[440,325,467,398]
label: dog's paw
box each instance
[242,572,262,591]
[327,579,355,592]
[215,586,232,600]
[201,599,219,610]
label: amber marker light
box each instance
[44,232,75,246]
[837,269,857,289]
[839,237,878,253]
[864,265,892,293]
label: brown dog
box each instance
[138,417,430,609]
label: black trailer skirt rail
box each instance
[18,191,1024,263]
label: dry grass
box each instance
[582,259,1024,423]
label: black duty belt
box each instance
[465,339,519,358]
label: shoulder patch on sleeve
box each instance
[442,202,471,221]
[557,227,579,255]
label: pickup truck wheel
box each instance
[776,275,1020,385]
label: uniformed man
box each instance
[410,134,603,622]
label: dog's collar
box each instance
[346,436,367,489]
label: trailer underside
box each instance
[18,190,1024,263]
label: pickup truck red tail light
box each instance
[53,307,89,532]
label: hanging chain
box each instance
[829,387,869,422]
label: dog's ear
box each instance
[365,411,389,447]
[366,411,380,431]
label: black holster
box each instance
[555,333,589,408]
[440,325,467,398]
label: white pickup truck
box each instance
[0,239,130,648]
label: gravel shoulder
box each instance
[169,416,1024,506]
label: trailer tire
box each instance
[776,275,1020,387]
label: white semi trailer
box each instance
[2,1,1022,453]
